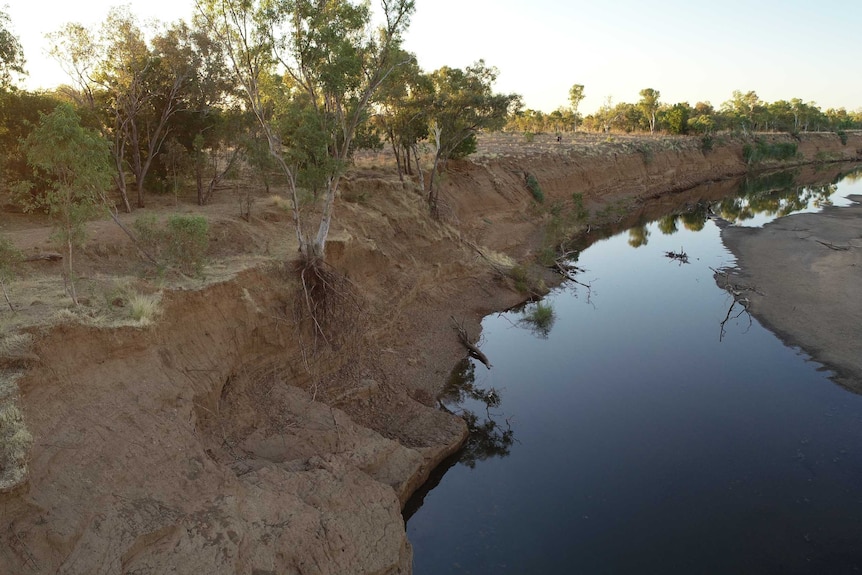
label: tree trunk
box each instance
[391,140,403,181]
[411,144,424,190]
[309,175,340,260]
[404,145,413,176]
[1,278,12,311]
[66,235,78,306]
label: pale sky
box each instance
[7,0,862,114]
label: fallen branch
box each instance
[23,252,62,262]
[462,239,511,277]
[664,247,690,264]
[814,239,850,251]
[450,316,492,369]
[1,278,12,311]
[550,257,593,291]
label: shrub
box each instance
[166,215,209,275]
[525,173,544,203]
[520,301,556,338]
[743,138,798,165]
[700,135,714,153]
[837,130,848,146]
[133,213,210,276]
[508,265,530,293]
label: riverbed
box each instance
[407,167,862,574]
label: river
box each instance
[406,166,862,574]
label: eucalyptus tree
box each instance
[15,104,113,305]
[425,60,518,216]
[50,11,228,211]
[638,88,660,134]
[197,0,415,262]
[0,8,24,87]
[375,49,431,181]
[568,83,585,129]
[721,90,763,133]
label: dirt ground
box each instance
[719,195,862,392]
[0,130,860,573]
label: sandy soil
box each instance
[719,196,862,392]
[0,130,860,573]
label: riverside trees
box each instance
[197,0,415,262]
[425,61,518,217]
[15,104,113,305]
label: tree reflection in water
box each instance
[655,168,855,235]
[440,358,515,469]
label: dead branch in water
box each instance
[450,316,492,369]
[719,297,752,342]
[664,247,690,264]
[712,267,755,341]
[547,251,592,293]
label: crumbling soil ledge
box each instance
[1,132,861,574]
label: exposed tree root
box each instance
[292,257,363,354]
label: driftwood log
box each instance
[451,316,492,369]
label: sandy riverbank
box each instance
[719,196,862,392]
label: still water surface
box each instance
[407,168,862,574]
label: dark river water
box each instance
[406,167,862,574]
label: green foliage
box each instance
[0,234,21,282]
[0,90,63,187]
[568,84,585,114]
[0,9,25,87]
[429,60,519,162]
[523,131,535,143]
[701,135,714,153]
[525,173,544,203]
[520,301,556,339]
[742,138,799,165]
[15,103,112,304]
[836,130,848,146]
[449,133,478,160]
[508,265,530,293]
[166,215,209,275]
[133,213,210,276]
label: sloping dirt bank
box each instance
[1,132,860,574]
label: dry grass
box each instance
[128,292,162,326]
[0,332,33,358]
[0,400,32,492]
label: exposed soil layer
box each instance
[0,131,860,573]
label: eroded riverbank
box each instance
[1,132,861,573]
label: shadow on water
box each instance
[437,359,516,471]
[403,358,517,521]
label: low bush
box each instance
[743,138,798,165]
[525,173,544,203]
[133,214,210,276]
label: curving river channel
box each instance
[406,166,862,574]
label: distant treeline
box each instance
[508,89,862,136]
